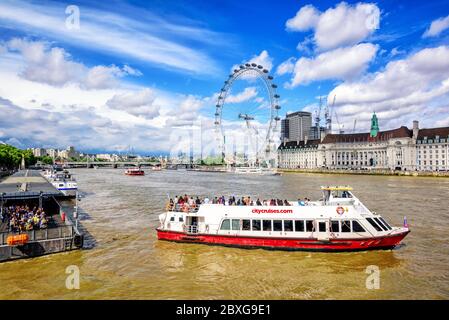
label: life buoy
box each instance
[336,206,345,215]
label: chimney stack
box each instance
[413,120,419,139]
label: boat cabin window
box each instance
[341,220,351,232]
[273,220,282,232]
[331,220,340,232]
[242,219,251,231]
[373,218,389,231]
[284,220,293,232]
[179,217,184,222]
[306,220,314,232]
[352,220,366,232]
[378,217,392,230]
[220,219,230,230]
[252,220,261,231]
[332,190,352,198]
[170,216,175,222]
[365,218,383,232]
[231,219,240,230]
[295,220,304,232]
[318,222,326,232]
[263,220,272,231]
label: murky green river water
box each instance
[1,169,448,299]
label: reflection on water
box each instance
[0,169,448,299]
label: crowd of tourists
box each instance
[1,205,48,232]
[166,194,313,211]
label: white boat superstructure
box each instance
[157,186,410,251]
[43,169,78,197]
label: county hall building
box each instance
[278,113,449,172]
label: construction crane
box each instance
[352,119,357,133]
[315,96,322,128]
[329,95,344,134]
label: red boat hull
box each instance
[156,229,410,252]
[125,172,145,176]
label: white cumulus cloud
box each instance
[226,87,258,103]
[6,38,141,89]
[327,45,449,130]
[286,2,380,51]
[106,88,160,119]
[288,43,378,87]
[423,14,449,38]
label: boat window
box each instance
[318,222,326,232]
[366,218,382,232]
[331,220,340,233]
[341,220,351,232]
[378,217,392,230]
[231,219,240,230]
[170,216,175,222]
[179,217,184,222]
[373,218,388,231]
[284,220,293,232]
[306,220,314,232]
[295,220,304,232]
[252,220,261,231]
[273,220,282,231]
[352,220,366,232]
[220,219,230,230]
[242,219,251,231]
[263,220,272,231]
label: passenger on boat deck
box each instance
[2,205,48,232]
[166,195,311,211]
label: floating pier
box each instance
[0,170,84,262]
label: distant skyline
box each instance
[1,0,449,154]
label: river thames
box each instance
[0,169,448,299]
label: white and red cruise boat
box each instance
[125,168,145,176]
[156,186,410,252]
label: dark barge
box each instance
[0,170,84,262]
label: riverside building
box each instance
[278,113,449,172]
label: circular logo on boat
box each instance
[336,206,345,215]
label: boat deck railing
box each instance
[0,225,75,247]
[184,225,199,234]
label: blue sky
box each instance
[1,0,449,155]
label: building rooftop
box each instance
[278,139,320,149]
[321,126,413,144]
[417,127,449,140]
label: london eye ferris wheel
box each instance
[214,62,281,167]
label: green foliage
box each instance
[0,144,37,169]
[201,156,224,165]
[36,155,54,165]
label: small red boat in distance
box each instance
[125,168,145,176]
